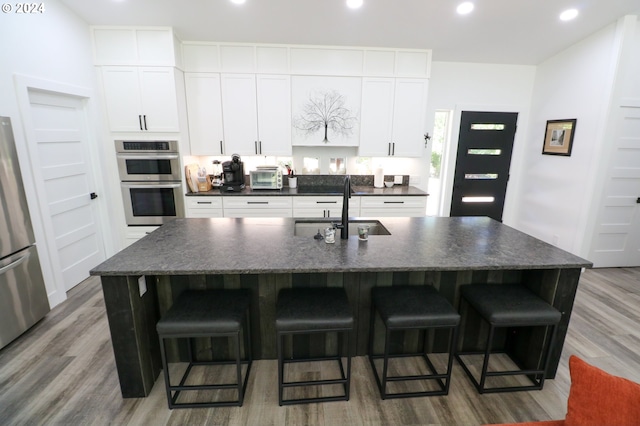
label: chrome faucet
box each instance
[336,175,350,239]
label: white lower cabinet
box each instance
[186,196,223,218]
[293,196,360,218]
[359,196,427,217]
[223,196,293,218]
[124,225,160,247]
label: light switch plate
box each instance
[138,276,147,297]
[394,175,403,184]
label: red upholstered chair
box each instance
[486,355,640,426]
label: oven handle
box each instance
[116,153,179,160]
[121,182,182,189]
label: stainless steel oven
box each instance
[120,182,185,226]
[116,140,185,226]
[116,140,181,181]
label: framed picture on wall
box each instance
[542,119,577,156]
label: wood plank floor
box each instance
[1,267,638,425]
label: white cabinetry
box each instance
[293,196,360,218]
[359,78,395,156]
[360,196,427,217]
[124,225,160,247]
[359,78,428,157]
[186,196,223,218]
[223,196,293,218]
[101,66,180,132]
[92,27,177,66]
[185,73,225,155]
[220,74,259,155]
[256,75,292,155]
[217,74,292,156]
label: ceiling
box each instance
[59,0,640,65]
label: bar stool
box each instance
[369,285,460,399]
[455,284,561,394]
[276,287,354,405]
[156,289,252,408]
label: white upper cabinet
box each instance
[185,73,225,155]
[101,66,180,132]
[358,78,396,157]
[220,74,259,156]
[358,78,428,158]
[92,27,178,66]
[256,75,292,156]
[218,74,292,156]
[391,79,429,157]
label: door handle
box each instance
[255,141,258,154]
[90,192,98,200]
[259,141,262,154]
[143,115,148,130]
[637,197,640,204]
[138,115,143,131]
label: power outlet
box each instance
[394,175,403,184]
[138,275,147,297]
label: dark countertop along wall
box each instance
[91,217,591,276]
[186,174,428,196]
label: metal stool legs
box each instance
[159,308,252,408]
[368,301,459,399]
[277,328,352,405]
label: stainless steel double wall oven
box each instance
[116,140,184,226]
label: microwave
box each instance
[250,166,283,190]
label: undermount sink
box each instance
[294,219,391,237]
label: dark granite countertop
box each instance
[187,185,427,196]
[91,217,592,276]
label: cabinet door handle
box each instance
[197,201,212,205]
[143,115,148,130]
[316,201,338,204]
[220,141,224,154]
[259,141,262,154]
[138,115,143,131]
[247,201,268,205]
[392,142,395,156]
[255,141,258,154]
[388,142,391,156]
[384,201,405,204]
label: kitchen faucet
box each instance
[336,175,350,239]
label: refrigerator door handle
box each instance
[0,251,30,275]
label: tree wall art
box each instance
[291,76,361,146]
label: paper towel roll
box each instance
[374,166,384,188]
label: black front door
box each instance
[450,111,518,222]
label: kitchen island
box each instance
[91,217,591,398]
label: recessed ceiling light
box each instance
[560,8,579,21]
[346,0,363,10]
[230,0,246,5]
[457,2,474,15]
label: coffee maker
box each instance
[221,154,245,192]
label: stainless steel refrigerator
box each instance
[0,116,50,350]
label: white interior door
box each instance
[27,89,106,291]
[590,104,640,267]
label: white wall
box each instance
[513,22,620,256]
[0,0,112,307]
[425,61,537,223]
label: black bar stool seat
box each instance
[157,289,252,409]
[455,284,561,394]
[369,286,460,399]
[276,287,354,406]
